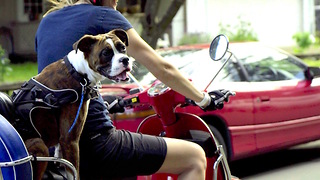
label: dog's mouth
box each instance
[97,55,132,82]
[98,65,131,82]
[108,68,131,82]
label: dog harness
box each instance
[10,56,99,140]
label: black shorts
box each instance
[79,127,167,179]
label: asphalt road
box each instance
[229,140,320,180]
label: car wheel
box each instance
[208,124,228,159]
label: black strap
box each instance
[12,78,79,108]
[63,56,99,99]
[63,56,90,85]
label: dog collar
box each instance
[63,56,99,99]
[63,56,90,85]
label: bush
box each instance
[292,32,314,50]
[219,16,258,42]
[0,45,11,82]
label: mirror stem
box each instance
[204,51,233,91]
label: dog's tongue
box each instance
[116,71,129,81]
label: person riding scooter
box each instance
[36,0,234,179]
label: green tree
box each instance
[0,45,11,82]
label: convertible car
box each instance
[99,42,320,161]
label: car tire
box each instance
[208,124,228,159]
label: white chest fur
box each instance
[67,50,105,85]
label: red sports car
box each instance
[99,42,320,161]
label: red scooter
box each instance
[120,34,236,180]
[0,34,234,180]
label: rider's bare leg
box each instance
[156,137,207,180]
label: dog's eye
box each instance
[101,49,114,60]
[116,44,126,53]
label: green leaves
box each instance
[0,45,12,82]
[219,16,258,42]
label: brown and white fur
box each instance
[25,29,131,179]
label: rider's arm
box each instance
[126,28,205,103]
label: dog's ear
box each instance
[73,35,98,53]
[110,29,129,46]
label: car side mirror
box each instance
[304,67,314,81]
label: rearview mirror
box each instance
[209,34,229,61]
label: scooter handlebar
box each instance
[184,90,236,110]
[118,97,135,107]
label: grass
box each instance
[0,62,38,84]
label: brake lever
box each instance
[206,90,235,106]
[230,91,236,96]
[225,91,236,98]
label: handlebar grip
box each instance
[119,96,140,107]
[118,99,125,107]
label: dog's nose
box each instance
[120,57,129,67]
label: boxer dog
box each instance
[10,29,131,179]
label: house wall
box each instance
[0,0,41,57]
[0,0,17,57]
[0,1,16,26]
[172,0,315,47]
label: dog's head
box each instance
[73,29,131,82]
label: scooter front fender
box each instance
[136,112,231,180]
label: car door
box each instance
[242,49,320,152]
[252,79,320,151]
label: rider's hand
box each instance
[196,89,235,111]
[103,95,125,114]
[208,89,233,110]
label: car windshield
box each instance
[230,43,306,82]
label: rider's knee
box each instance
[190,143,207,170]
